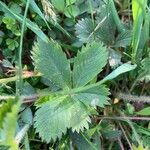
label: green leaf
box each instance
[136,107,150,116]
[66,0,76,6]
[64,5,80,18]
[0,145,9,150]
[29,0,72,38]
[132,143,149,150]
[0,100,14,129]
[29,0,51,31]
[102,130,122,140]
[32,38,71,89]
[20,108,33,125]
[6,38,19,51]
[73,42,108,87]
[138,57,150,82]
[113,30,132,47]
[73,85,110,107]
[0,101,20,150]
[1,59,13,69]
[140,57,150,74]
[0,1,49,42]
[103,63,137,81]
[131,0,147,62]
[15,125,30,145]
[10,3,22,15]
[75,2,116,44]
[132,0,146,21]
[51,0,65,12]
[34,96,90,142]
[95,2,116,44]
[71,132,99,150]
[75,18,95,43]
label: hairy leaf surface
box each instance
[73,85,110,107]
[75,18,95,43]
[75,2,116,45]
[73,42,108,87]
[32,38,71,89]
[34,96,90,143]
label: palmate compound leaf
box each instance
[34,96,91,143]
[73,85,110,107]
[75,1,116,45]
[73,41,108,87]
[33,39,109,143]
[32,38,71,89]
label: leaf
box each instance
[66,0,76,6]
[109,49,122,68]
[102,130,122,140]
[73,42,108,87]
[1,59,13,69]
[140,57,150,74]
[136,107,150,116]
[10,3,22,15]
[71,132,99,150]
[75,18,95,43]
[142,136,150,149]
[95,2,116,44]
[132,0,146,21]
[64,5,80,18]
[15,124,29,145]
[29,0,51,30]
[73,85,110,107]
[132,143,149,150]
[0,1,49,42]
[20,108,33,125]
[0,145,9,150]
[138,13,149,50]
[51,0,65,12]
[0,100,14,129]
[6,38,19,51]
[113,30,132,47]
[0,101,20,150]
[29,0,72,38]
[34,96,90,143]
[32,38,71,89]
[75,2,116,45]
[138,57,150,82]
[131,0,147,62]
[103,63,137,81]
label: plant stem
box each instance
[16,0,30,97]
[0,72,41,84]
[97,116,150,121]
[116,92,150,103]
[117,138,125,150]
[118,122,133,150]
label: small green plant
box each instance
[32,39,109,142]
